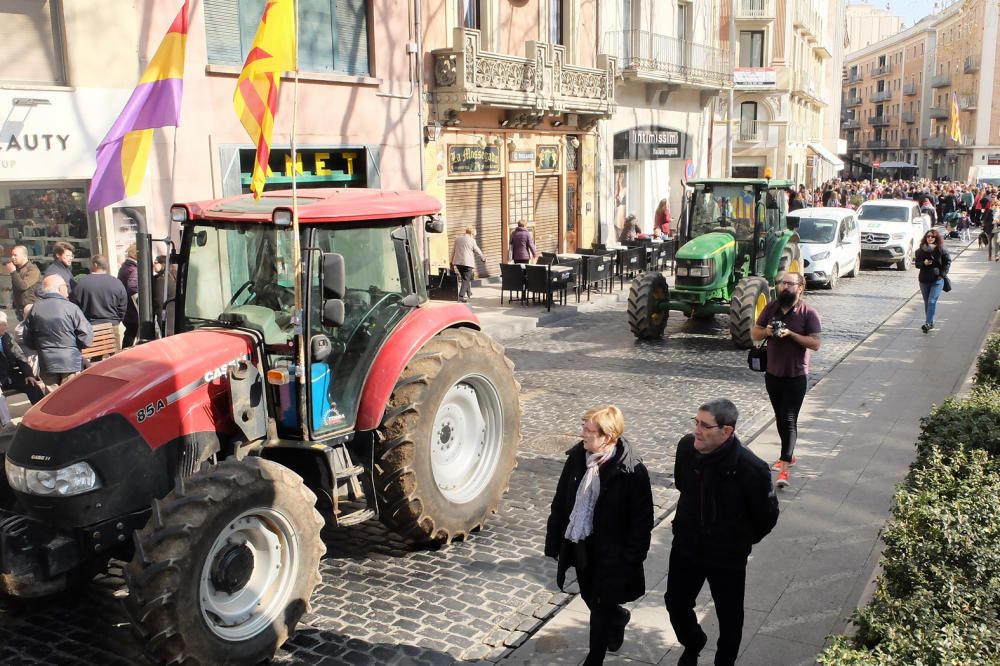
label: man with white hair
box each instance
[0,311,44,404]
[22,274,93,393]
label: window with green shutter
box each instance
[206,0,370,76]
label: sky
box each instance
[880,0,954,28]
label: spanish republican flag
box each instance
[234,0,297,199]
[88,1,188,211]
[950,91,963,144]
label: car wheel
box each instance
[846,253,860,278]
[827,264,838,290]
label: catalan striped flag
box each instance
[950,91,963,144]
[234,0,297,199]
[87,1,189,211]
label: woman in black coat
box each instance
[914,228,951,333]
[545,405,654,665]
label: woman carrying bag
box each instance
[915,228,952,333]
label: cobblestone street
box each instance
[0,255,950,665]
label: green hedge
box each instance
[819,351,1000,665]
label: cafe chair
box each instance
[499,263,526,305]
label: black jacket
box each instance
[22,292,93,374]
[71,272,129,324]
[43,261,77,295]
[914,244,951,284]
[0,332,34,387]
[545,437,654,605]
[671,434,778,567]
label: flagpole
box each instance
[289,0,308,439]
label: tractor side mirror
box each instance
[425,216,445,234]
[321,252,345,299]
[322,299,345,328]
[194,230,208,247]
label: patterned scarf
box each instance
[564,446,616,543]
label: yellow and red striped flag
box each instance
[234,0,296,198]
[950,91,962,144]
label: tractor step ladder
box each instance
[320,443,377,527]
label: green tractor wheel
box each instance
[627,272,670,339]
[777,242,804,279]
[729,276,770,349]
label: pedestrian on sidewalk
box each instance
[665,399,779,666]
[915,229,951,334]
[71,255,128,326]
[751,271,822,488]
[21,275,93,394]
[450,227,486,303]
[118,243,140,346]
[545,405,653,666]
[0,312,44,405]
[43,241,77,296]
[5,245,39,321]
[509,219,537,264]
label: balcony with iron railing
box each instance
[841,117,860,129]
[928,106,948,119]
[869,115,892,126]
[846,70,863,83]
[965,55,980,73]
[847,139,861,150]
[900,138,911,148]
[902,111,915,123]
[931,72,951,88]
[737,119,764,142]
[792,0,823,40]
[791,69,823,104]
[844,94,863,107]
[871,63,892,77]
[430,28,617,121]
[869,89,892,103]
[602,30,730,89]
[925,135,945,148]
[959,93,977,110]
[735,0,775,20]
[868,139,888,149]
[903,82,917,96]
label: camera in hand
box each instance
[770,319,786,337]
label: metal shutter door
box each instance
[446,179,503,278]
[533,175,560,254]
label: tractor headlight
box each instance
[688,265,712,277]
[5,459,101,497]
[811,251,830,261]
[676,266,689,276]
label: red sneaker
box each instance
[776,468,790,489]
[772,456,797,470]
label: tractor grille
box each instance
[862,232,890,244]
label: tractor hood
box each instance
[22,330,255,445]
[676,232,737,261]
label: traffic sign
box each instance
[873,160,881,168]
[684,160,694,180]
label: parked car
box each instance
[787,207,862,289]
[856,199,930,270]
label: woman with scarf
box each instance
[545,405,654,665]
[915,228,951,333]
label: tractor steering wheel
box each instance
[228,280,255,306]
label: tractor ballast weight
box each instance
[627,178,803,348]
[0,189,522,664]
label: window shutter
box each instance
[205,0,245,65]
[299,0,335,71]
[336,0,370,76]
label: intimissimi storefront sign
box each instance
[613,126,687,161]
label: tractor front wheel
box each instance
[777,242,804,279]
[729,276,770,349]
[627,272,670,339]
[124,458,324,665]
[376,328,521,544]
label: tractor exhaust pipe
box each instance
[119,207,156,344]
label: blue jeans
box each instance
[920,278,944,325]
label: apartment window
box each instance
[0,0,65,85]
[206,0,371,76]
[738,31,764,67]
[461,0,479,29]
[677,2,689,44]
[740,101,758,139]
[549,0,563,44]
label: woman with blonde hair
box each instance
[545,405,654,665]
[450,226,486,302]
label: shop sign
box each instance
[536,145,559,171]
[448,145,501,175]
[613,126,686,161]
[510,150,534,162]
[734,68,777,87]
[988,154,1000,165]
[239,147,366,188]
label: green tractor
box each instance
[627,178,803,348]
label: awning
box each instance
[808,143,845,171]
[878,160,918,168]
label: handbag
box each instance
[747,339,768,372]
[943,275,952,293]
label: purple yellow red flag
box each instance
[234,0,297,199]
[950,91,962,144]
[88,1,188,211]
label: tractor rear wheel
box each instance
[376,328,520,544]
[729,276,770,349]
[627,272,670,339]
[124,458,324,665]
[777,242,804,279]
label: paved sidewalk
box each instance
[501,242,1000,666]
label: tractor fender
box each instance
[763,232,795,279]
[355,302,480,432]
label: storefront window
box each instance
[0,183,94,310]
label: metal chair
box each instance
[499,263,526,305]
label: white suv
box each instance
[856,199,930,270]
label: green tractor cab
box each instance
[627,178,803,348]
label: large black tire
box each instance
[729,276,770,349]
[846,253,860,278]
[896,245,911,271]
[376,328,521,544]
[124,458,324,665]
[627,272,669,339]
[777,241,804,279]
[826,263,839,290]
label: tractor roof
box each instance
[687,178,795,188]
[180,188,442,224]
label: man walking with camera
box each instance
[751,272,821,488]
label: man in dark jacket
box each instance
[509,219,538,264]
[665,398,779,666]
[5,245,40,321]
[43,241,77,295]
[71,255,128,325]
[0,312,44,404]
[22,275,93,393]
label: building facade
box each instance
[713,0,845,187]
[844,2,902,55]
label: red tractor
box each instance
[0,189,521,664]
